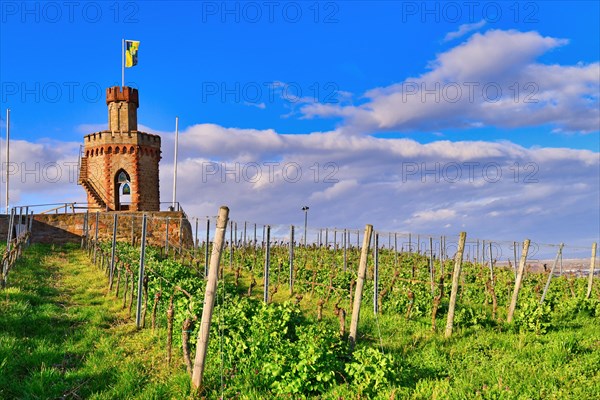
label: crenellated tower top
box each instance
[106,86,139,106]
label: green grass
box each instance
[0,244,193,399]
[350,310,600,399]
[1,244,599,399]
[240,279,600,399]
[236,262,600,399]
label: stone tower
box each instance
[78,86,161,211]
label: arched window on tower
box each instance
[115,170,132,210]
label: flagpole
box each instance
[122,39,125,87]
[172,116,179,209]
[5,108,9,214]
[0,110,3,212]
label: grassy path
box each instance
[0,244,191,399]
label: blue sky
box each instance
[2,1,598,147]
[0,1,599,253]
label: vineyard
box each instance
[1,207,599,399]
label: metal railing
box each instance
[158,201,185,213]
[40,203,77,214]
[77,144,84,184]
[10,201,185,215]
[82,174,113,210]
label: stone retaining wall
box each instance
[0,212,194,248]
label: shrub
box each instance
[345,347,396,397]
[515,297,552,334]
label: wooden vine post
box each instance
[586,242,597,299]
[488,241,494,283]
[513,241,518,279]
[194,218,199,255]
[263,225,271,303]
[131,216,135,246]
[343,229,347,271]
[429,237,435,295]
[540,243,564,304]
[243,221,247,246]
[109,213,118,290]
[229,220,234,272]
[27,210,34,246]
[165,216,170,255]
[373,233,379,315]
[289,225,294,293]
[507,239,531,323]
[444,231,467,338]
[1,209,14,288]
[348,224,373,350]
[81,211,89,249]
[191,206,229,390]
[204,218,210,276]
[135,214,148,328]
[93,211,99,264]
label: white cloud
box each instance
[310,179,359,201]
[1,138,83,207]
[407,209,457,223]
[8,124,599,257]
[152,123,599,252]
[301,29,599,134]
[243,102,266,109]
[443,20,487,42]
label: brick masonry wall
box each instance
[136,151,161,210]
[82,132,161,211]
[0,212,194,248]
[108,101,138,132]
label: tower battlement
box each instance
[106,86,139,106]
[84,131,161,147]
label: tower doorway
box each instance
[115,170,132,210]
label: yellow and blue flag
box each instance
[125,40,140,68]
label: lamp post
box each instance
[301,206,309,247]
[5,108,10,214]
